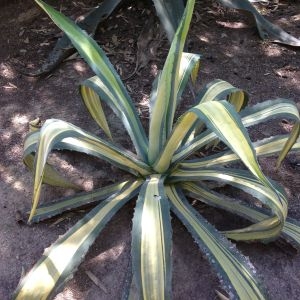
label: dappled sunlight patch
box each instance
[11,114,30,134]
[91,242,126,264]
[82,178,94,191]
[0,163,31,193]
[73,61,88,74]
[0,129,12,142]
[13,180,26,192]
[0,63,16,79]
[46,153,99,191]
[262,45,283,58]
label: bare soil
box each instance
[0,0,299,299]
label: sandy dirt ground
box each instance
[0,0,299,299]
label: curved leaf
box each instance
[217,0,300,46]
[170,167,287,241]
[182,181,300,247]
[80,81,112,139]
[240,99,300,127]
[155,100,272,187]
[276,122,300,169]
[181,182,300,247]
[167,185,267,299]
[177,52,201,104]
[27,119,151,222]
[174,99,300,165]
[196,79,248,110]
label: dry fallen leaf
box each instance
[85,270,108,294]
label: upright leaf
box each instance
[148,0,195,164]
[152,0,185,42]
[131,175,172,299]
[35,0,148,161]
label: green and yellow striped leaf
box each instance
[80,80,112,139]
[24,153,80,190]
[196,79,248,110]
[35,0,148,161]
[148,0,195,164]
[181,181,300,247]
[167,185,267,300]
[29,181,129,223]
[240,99,300,128]
[131,175,172,299]
[27,119,151,222]
[177,52,200,102]
[13,180,142,300]
[24,126,150,180]
[276,122,300,169]
[179,135,300,169]
[155,100,277,188]
[170,167,287,241]
[173,99,300,165]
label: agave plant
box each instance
[14,0,300,299]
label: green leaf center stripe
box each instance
[166,185,267,299]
